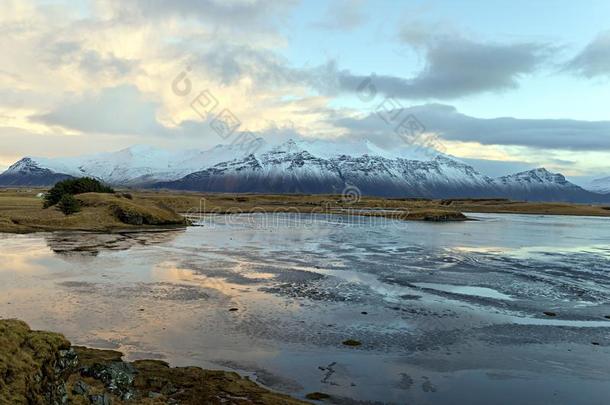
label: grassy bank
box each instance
[0,190,187,233]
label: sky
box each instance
[0,0,609,180]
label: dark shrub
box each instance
[57,194,81,215]
[44,177,114,208]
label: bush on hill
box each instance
[44,177,114,208]
[56,194,81,215]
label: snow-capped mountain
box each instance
[153,139,500,197]
[495,168,607,202]
[585,176,610,195]
[0,158,74,186]
[497,168,572,188]
[153,139,609,202]
[1,138,609,202]
[0,144,254,186]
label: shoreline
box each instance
[0,319,311,404]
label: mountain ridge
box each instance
[585,176,610,194]
[1,139,608,203]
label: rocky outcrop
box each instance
[0,320,309,405]
[0,319,77,404]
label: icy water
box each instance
[1,213,610,404]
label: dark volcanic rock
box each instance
[543,311,557,317]
[88,393,112,405]
[81,361,137,400]
[72,379,90,396]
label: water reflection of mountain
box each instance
[44,230,184,256]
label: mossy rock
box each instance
[0,319,77,404]
[70,348,310,404]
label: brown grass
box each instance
[136,191,610,219]
[0,189,186,233]
[438,198,610,216]
[1,188,609,233]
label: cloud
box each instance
[44,40,135,77]
[0,125,143,165]
[564,31,610,78]
[29,83,331,149]
[192,45,296,87]
[312,0,366,31]
[144,10,552,103]
[33,85,163,135]
[334,103,610,151]
[98,0,297,31]
[331,37,553,99]
[460,158,535,177]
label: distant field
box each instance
[1,188,609,233]
[132,190,610,218]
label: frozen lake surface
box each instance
[1,212,610,404]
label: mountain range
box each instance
[1,138,609,203]
[586,176,610,195]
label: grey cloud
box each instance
[398,20,449,48]
[181,19,554,100]
[123,26,551,102]
[44,40,135,77]
[461,158,535,177]
[312,0,367,31]
[79,51,133,76]
[193,45,297,86]
[334,103,610,151]
[332,38,553,99]
[565,31,610,78]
